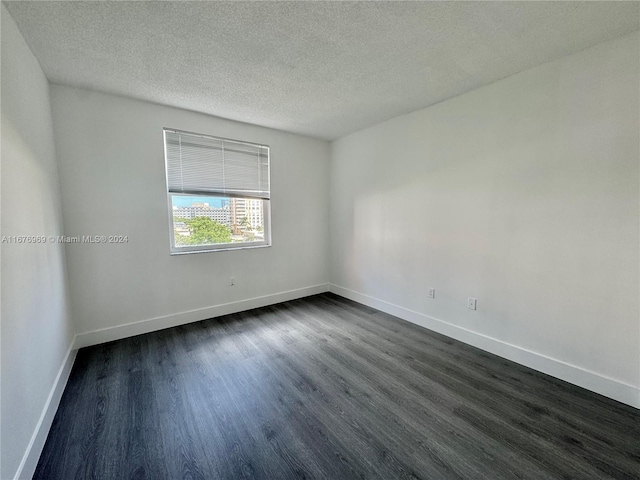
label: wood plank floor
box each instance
[35,293,639,479]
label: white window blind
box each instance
[164,128,270,199]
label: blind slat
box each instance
[164,129,270,199]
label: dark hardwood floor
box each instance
[35,293,639,479]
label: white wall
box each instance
[50,86,330,345]
[330,32,639,408]
[1,5,77,479]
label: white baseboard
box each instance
[74,284,329,349]
[14,341,78,480]
[328,283,640,409]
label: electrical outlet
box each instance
[230,277,235,286]
[428,288,436,299]
[467,297,477,310]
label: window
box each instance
[163,128,270,254]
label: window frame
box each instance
[163,128,271,255]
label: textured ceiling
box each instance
[4,1,639,140]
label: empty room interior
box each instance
[2,1,639,479]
